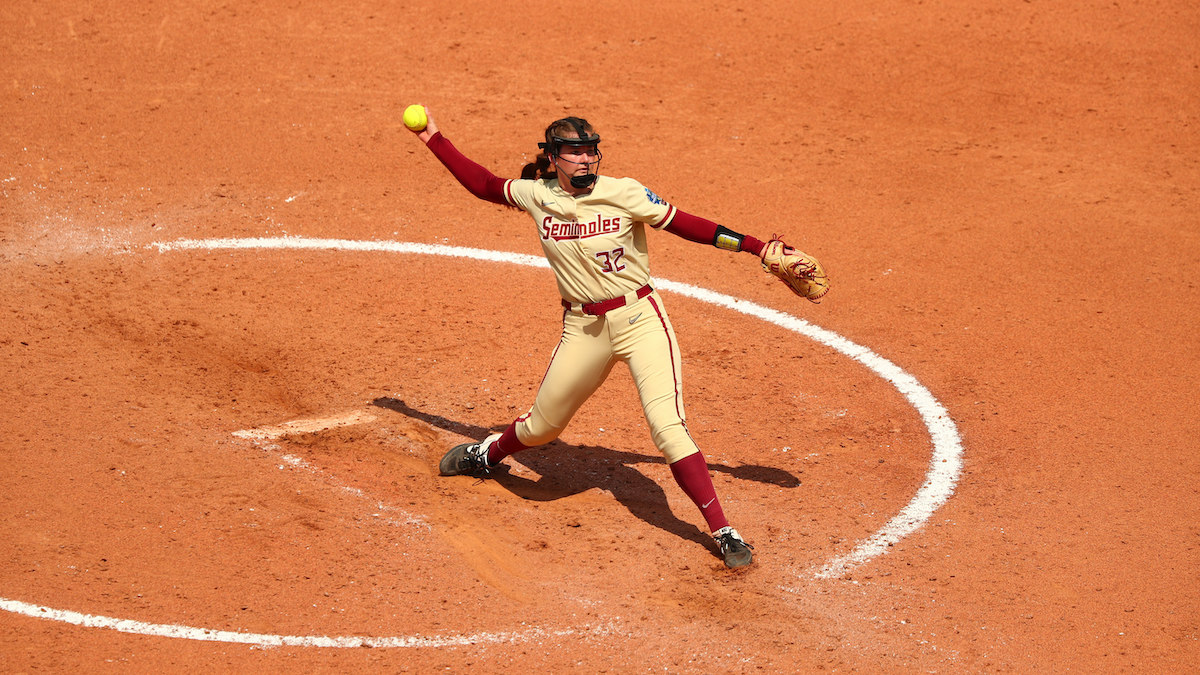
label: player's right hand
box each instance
[415,107,439,143]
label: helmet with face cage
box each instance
[538,117,602,188]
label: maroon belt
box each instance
[563,284,653,316]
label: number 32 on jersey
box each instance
[595,247,626,273]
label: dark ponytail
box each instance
[520,154,555,180]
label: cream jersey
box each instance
[502,176,678,305]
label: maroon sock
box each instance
[669,452,730,533]
[486,422,530,465]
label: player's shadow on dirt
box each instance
[372,397,800,554]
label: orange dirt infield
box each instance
[3,0,1197,671]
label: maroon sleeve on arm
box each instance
[663,209,720,244]
[425,132,510,205]
[663,210,767,256]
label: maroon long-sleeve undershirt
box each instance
[664,211,765,256]
[424,131,764,256]
[425,131,509,205]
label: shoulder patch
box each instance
[644,187,668,206]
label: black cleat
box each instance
[713,526,754,568]
[439,441,492,477]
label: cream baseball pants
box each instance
[513,290,700,463]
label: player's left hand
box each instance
[760,237,829,303]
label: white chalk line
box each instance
[2,236,962,645]
[0,597,619,648]
[150,236,551,269]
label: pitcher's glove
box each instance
[760,237,829,303]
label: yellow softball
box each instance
[403,105,427,131]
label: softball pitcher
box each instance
[408,108,827,568]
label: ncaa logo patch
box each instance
[644,188,667,206]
